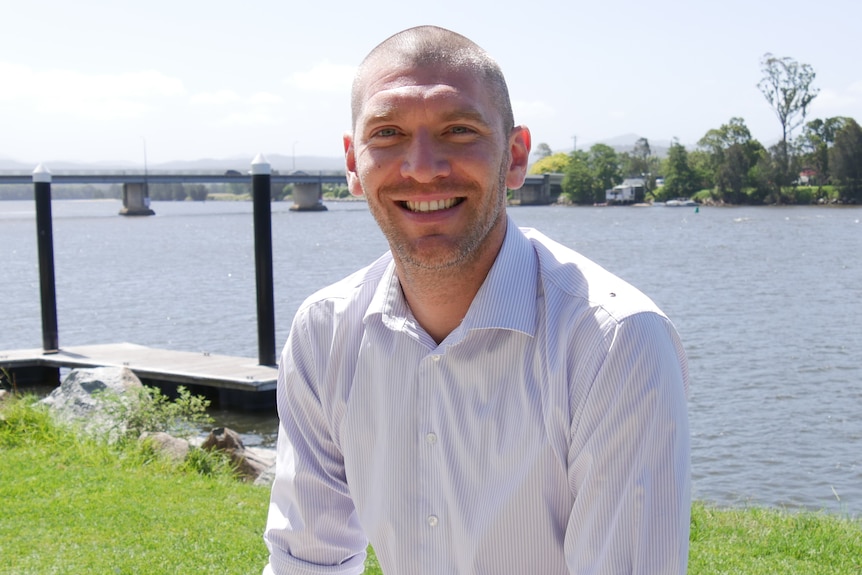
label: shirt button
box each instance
[432,355,441,362]
[427,514,439,528]
[425,432,437,445]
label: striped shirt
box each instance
[263,217,691,574]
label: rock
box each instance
[201,427,273,481]
[253,462,277,487]
[140,431,190,463]
[38,366,144,441]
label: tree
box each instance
[660,141,698,201]
[533,142,553,160]
[799,117,851,183]
[829,118,862,202]
[619,137,660,190]
[757,53,819,177]
[561,150,593,204]
[698,118,764,203]
[589,143,621,202]
[529,152,570,175]
[187,184,208,201]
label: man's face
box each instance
[345,62,529,272]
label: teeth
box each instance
[405,198,458,212]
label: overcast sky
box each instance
[2,0,860,166]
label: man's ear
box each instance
[344,132,365,197]
[505,126,532,190]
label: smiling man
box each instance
[263,26,691,575]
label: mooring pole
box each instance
[251,154,276,366]
[33,164,59,353]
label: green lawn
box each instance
[2,396,860,574]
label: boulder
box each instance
[201,427,274,482]
[253,462,277,487]
[38,366,144,440]
[140,431,190,463]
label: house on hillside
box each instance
[606,177,646,205]
[798,168,819,185]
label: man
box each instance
[264,25,690,574]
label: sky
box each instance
[1,0,860,167]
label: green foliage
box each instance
[658,141,699,201]
[529,152,570,175]
[322,183,351,199]
[561,150,595,204]
[186,183,209,201]
[697,117,766,203]
[0,367,15,392]
[560,145,625,204]
[0,397,269,574]
[799,117,852,182]
[829,118,862,202]
[0,394,59,448]
[688,502,862,574]
[99,385,213,440]
[181,443,237,477]
[274,183,293,201]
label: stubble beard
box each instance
[368,156,509,274]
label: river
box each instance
[1,199,860,516]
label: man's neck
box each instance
[395,222,507,345]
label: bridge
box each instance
[0,167,348,213]
[0,168,563,209]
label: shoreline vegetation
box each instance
[1,395,861,573]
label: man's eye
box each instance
[450,126,474,134]
[374,128,398,137]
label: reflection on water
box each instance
[2,200,861,515]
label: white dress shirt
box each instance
[264,217,690,574]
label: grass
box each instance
[2,395,861,574]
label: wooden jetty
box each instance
[3,158,286,410]
[0,343,277,410]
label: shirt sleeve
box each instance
[263,316,368,575]
[565,311,691,574]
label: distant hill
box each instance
[535,134,683,160]
[580,133,673,158]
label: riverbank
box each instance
[1,395,860,574]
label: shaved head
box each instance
[351,26,515,134]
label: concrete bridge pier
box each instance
[120,182,155,216]
[290,182,327,211]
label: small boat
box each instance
[665,198,698,207]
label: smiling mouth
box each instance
[402,198,464,212]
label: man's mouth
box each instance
[402,197,463,212]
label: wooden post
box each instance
[33,164,59,353]
[251,154,276,366]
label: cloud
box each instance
[512,99,556,122]
[810,80,862,115]
[0,62,185,120]
[249,92,284,105]
[285,61,355,93]
[188,89,284,126]
[190,89,242,106]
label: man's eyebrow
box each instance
[363,106,492,127]
[439,109,492,127]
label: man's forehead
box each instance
[357,64,488,118]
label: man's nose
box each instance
[400,130,451,183]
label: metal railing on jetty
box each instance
[0,154,299,410]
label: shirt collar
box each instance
[365,215,538,339]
